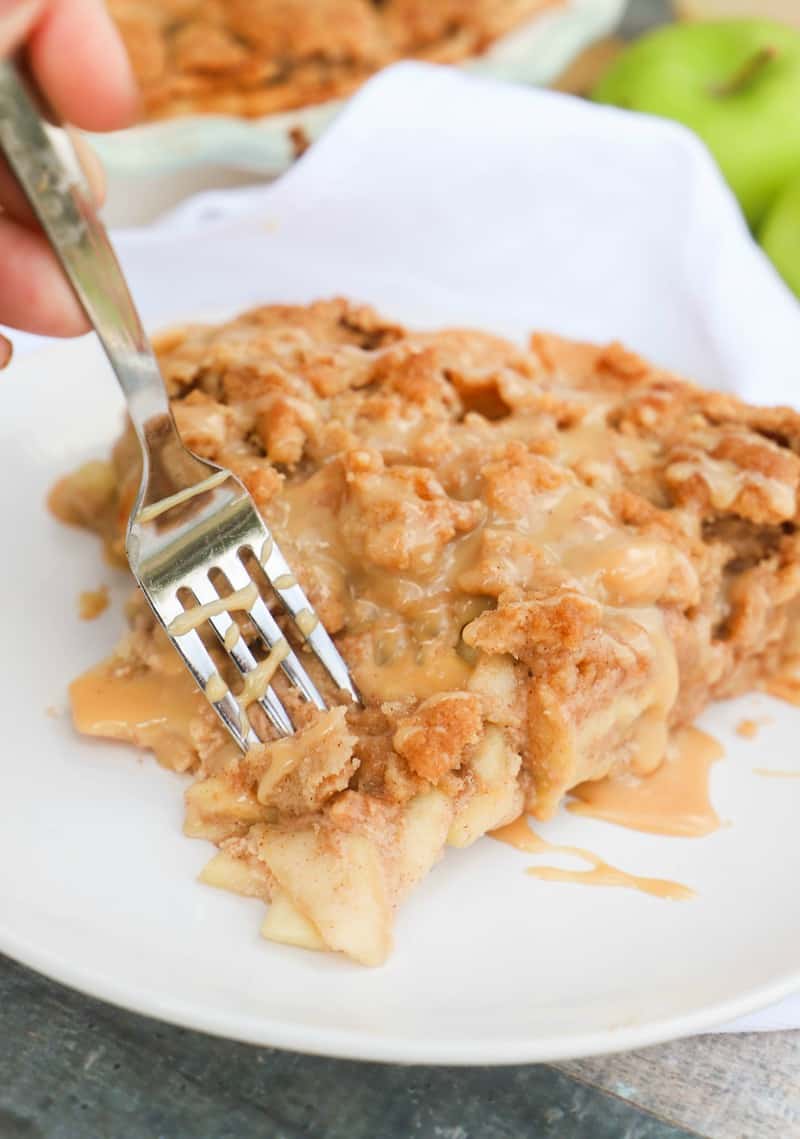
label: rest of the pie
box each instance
[53,298,800,965]
[107,0,559,120]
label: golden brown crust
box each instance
[392,692,483,782]
[108,0,560,121]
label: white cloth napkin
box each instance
[7,62,800,1034]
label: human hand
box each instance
[0,0,139,364]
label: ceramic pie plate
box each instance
[90,0,627,179]
[94,0,627,224]
[2,67,800,1064]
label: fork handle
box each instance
[0,61,174,448]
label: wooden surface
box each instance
[2,952,798,1139]
[0,956,717,1139]
[560,1032,800,1137]
[4,2,799,1137]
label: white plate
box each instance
[2,66,800,1064]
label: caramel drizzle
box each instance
[236,639,289,732]
[295,608,319,638]
[137,469,229,523]
[491,816,693,901]
[168,583,258,637]
[204,672,228,703]
[272,573,296,590]
[566,727,723,838]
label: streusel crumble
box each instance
[107,0,559,120]
[53,299,800,964]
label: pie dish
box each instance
[108,0,562,120]
[89,1,627,203]
[52,298,800,967]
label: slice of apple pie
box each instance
[53,298,800,965]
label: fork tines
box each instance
[158,530,359,751]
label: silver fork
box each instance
[0,61,359,749]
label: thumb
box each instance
[0,0,44,57]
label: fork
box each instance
[0,61,360,749]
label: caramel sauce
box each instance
[356,643,472,703]
[566,726,723,837]
[258,744,300,802]
[491,816,693,901]
[136,469,229,523]
[272,573,296,590]
[276,468,485,703]
[754,768,800,779]
[237,638,289,730]
[272,433,685,728]
[223,623,241,651]
[736,719,760,739]
[295,609,319,638]
[204,672,229,704]
[168,583,258,637]
[78,587,109,621]
[667,454,795,519]
[70,658,204,771]
[555,409,656,477]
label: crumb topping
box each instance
[108,0,559,120]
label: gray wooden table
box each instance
[2,954,799,1139]
[3,2,799,1137]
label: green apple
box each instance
[759,171,800,296]
[592,21,800,228]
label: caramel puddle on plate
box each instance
[566,726,724,838]
[736,719,761,740]
[491,817,694,901]
[70,657,205,773]
[78,586,109,621]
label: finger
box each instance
[0,0,44,56]
[70,131,107,204]
[27,0,140,132]
[0,334,12,370]
[0,130,106,228]
[0,214,88,336]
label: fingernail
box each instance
[0,334,13,370]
